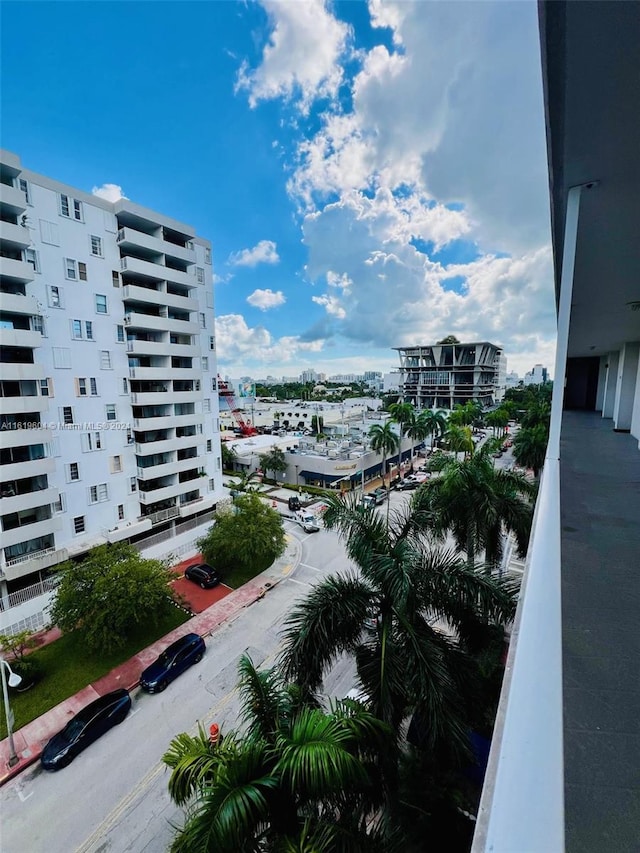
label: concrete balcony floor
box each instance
[560,410,640,851]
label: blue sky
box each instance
[1,0,555,379]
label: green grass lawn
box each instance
[0,604,189,739]
[222,551,273,589]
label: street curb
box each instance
[0,548,299,787]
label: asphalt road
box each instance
[0,521,356,853]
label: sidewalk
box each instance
[0,535,301,785]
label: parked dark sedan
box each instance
[139,633,205,693]
[184,563,221,588]
[41,689,131,771]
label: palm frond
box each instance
[278,573,374,691]
[163,726,228,806]
[237,653,288,742]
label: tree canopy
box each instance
[259,446,287,480]
[198,492,286,575]
[49,543,177,652]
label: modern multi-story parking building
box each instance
[394,340,506,410]
[0,150,223,601]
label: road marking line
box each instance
[299,562,323,572]
[74,644,285,853]
[17,789,33,802]
[286,577,312,587]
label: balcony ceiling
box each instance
[540,0,640,357]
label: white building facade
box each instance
[0,151,224,601]
[394,341,506,410]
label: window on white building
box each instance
[116,324,125,342]
[209,336,215,351]
[209,478,215,492]
[112,270,120,288]
[71,319,83,340]
[65,258,86,280]
[129,477,137,493]
[32,315,46,336]
[89,483,109,504]
[60,194,83,221]
[82,431,102,452]
[100,351,112,369]
[67,462,80,482]
[117,504,125,521]
[206,439,212,452]
[110,455,122,473]
[62,406,74,424]
[95,294,108,314]
[203,399,211,413]
[53,493,66,513]
[73,516,85,534]
[48,286,63,308]
[201,356,208,371]
[90,235,103,257]
[40,378,53,397]
[19,178,31,204]
[196,267,205,283]
[85,321,93,340]
[121,378,128,394]
[77,378,87,396]
[25,248,40,272]
[90,377,98,396]
[204,247,211,264]
[105,404,116,421]
[199,312,206,328]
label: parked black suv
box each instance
[184,563,221,589]
[288,496,301,511]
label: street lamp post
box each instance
[1,658,22,767]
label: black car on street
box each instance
[41,689,131,771]
[139,633,206,693]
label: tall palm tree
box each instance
[420,409,448,451]
[164,654,398,852]
[513,424,548,480]
[405,410,429,472]
[279,494,518,739]
[388,401,414,472]
[416,446,535,571]
[368,421,400,487]
[442,424,474,457]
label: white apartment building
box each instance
[394,341,505,410]
[0,151,224,600]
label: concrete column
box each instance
[631,355,640,447]
[602,351,619,419]
[595,356,608,412]
[613,342,640,432]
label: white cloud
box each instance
[215,314,324,367]
[246,288,286,311]
[312,293,346,319]
[236,0,351,114]
[92,183,127,202]
[228,240,280,267]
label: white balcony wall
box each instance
[0,396,49,415]
[1,257,35,283]
[124,312,199,335]
[0,363,46,381]
[137,455,201,479]
[0,456,55,481]
[133,413,203,430]
[135,434,205,455]
[1,515,62,548]
[0,486,58,514]
[129,366,200,381]
[138,479,200,505]
[122,284,198,311]
[0,221,31,248]
[0,427,52,449]
[0,183,28,215]
[0,328,43,349]
[117,227,196,264]
[0,292,40,315]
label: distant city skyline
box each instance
[2,1,556,379]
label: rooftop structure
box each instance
[394,340,505,410]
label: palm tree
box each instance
[416,446,535,571]
[279,494,517,739]
[405,411,429,472]
[163,654,398,852]
[513,424,548,480]
[442,424,474,457]
[420,409,448,451]
[388,401,414,472]
[368,422,400,487]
